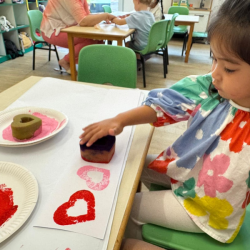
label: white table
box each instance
[0,76,154,250]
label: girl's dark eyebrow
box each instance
[210,49,240,65]
[217,57,240,65]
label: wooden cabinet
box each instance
[0,0,48,64]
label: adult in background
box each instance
[149,0,164,22]
[41,0,115,73]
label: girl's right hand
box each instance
[79,117,124,147]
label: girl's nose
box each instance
[211,61,222,82]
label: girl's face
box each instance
[211,39,250,108]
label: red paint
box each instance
[0,184,18,227]
[53,190,95,226]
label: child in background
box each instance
[149,0,164,22]
[112,0,155,51]
[80,0,250,244]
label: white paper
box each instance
[0,78,145,249]
[34,124,135,239]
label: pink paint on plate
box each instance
[58,119,66,129]
[2,112,59,142]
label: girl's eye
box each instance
[224,68,235,73]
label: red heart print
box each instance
[53,190,95,225]
[77,166,110,191]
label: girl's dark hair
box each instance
[207,0,250,100]
[207,0,250,65]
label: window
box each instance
[87,0,120,13]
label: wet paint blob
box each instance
[53,190,95,226]
[0,184,18,227]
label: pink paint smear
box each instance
[2,112,59,142]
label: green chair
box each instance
[156,13,179,77]
[134,19,170,88]
[102,5,112,13]
[142,184,250,250]
[78,44,137,88]
[168,6,189,56]
[27,10,61,70]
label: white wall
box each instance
[123,0,134,12]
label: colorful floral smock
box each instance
[144,74,250,243]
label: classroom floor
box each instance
[0,38,212,163]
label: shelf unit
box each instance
[0,0,48,63]
[162,0,214,32]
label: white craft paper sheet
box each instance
[34,116,135,239]
[0,78,145,250]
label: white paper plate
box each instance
[0,161,38,243]
[0,107,68,147]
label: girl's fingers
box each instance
[109,128,116,136]
[79,127,101,145]
[85,130,107,147]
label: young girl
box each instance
[80,0,250,244]
[149,0,164,21]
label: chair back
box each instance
[138,19,170,55]
[78,45,137,88]
[168,6,189,33]
[27,10,44,42]
[168,6,189,15]
[164,13,179,47]
[102,5,112,13]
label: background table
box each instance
[165,14,200,63]
[0,76,153,250]
[61,24,135,81]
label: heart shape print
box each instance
[53,190,95,226]
[77,166,110,191]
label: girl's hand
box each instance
[79,117,123,147]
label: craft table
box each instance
[164,14,200,63]
[0,76,154,250]
[61,24,135,81]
